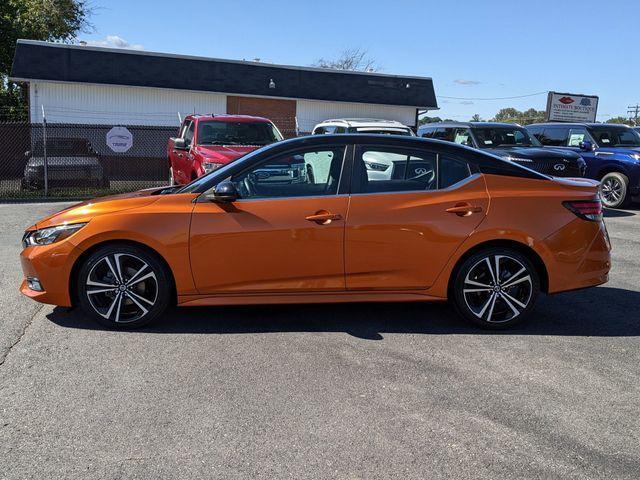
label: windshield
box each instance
[197,120,283,146]
[588,126,640,147]
[472,127,541,148]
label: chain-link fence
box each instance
[0,122,179,200]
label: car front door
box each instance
[171,119,195,184]
[189,145,349,294]
[345,145,489,290]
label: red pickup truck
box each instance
[167,114,283,185]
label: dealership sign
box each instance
[545,92,599,123]
[106,126,133,153]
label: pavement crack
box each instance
[0,304,44,368]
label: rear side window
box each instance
[419,127,437,138]
[539,128,569,146]
[440,157,471,188]
[352,146,472,194]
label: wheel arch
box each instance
[596,163,630,180]
[68,239,177,307]
[447,239,549,296]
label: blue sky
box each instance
[80,0,639,121]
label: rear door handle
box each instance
[306,210,343,225]
[446,203,483,217]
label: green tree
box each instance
[606,116,634,126]
[418,115,443,125]
[1,0,91,120]
[491,107,545,125]
[470,114,484,122]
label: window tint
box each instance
[430,127,455,141]
[419,127,437,138]
[539,128,569,146]
[440,156,471,188]
[527,125,544,141]
[353,147,438,194]
[231,146,345,199]
[314,125,336,135]
[334,126,347,134]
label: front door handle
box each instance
[306,210,343,225]
[446,203,483,217]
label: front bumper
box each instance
[19,239,83,307]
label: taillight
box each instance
[562,199,603,221]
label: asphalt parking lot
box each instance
[1,202,639,479]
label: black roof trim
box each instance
[11,40,438,108]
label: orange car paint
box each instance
[20,173,610,308]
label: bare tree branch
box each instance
[313,48,380,72]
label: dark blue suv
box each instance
[527,123,640,208]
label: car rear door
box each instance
[189,144,349,294]
[345,144,489,290]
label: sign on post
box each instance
[106,126,133,153]
[545,92,599,123]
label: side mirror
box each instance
[209,181,239,203]
[579,140,594,151]
[173,138,188,150]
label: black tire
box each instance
[76,244,172,329]
[451,247,540,329]
[599,172,629,209]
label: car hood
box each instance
[595,146,640,156]
[30,187,166,230]
[485,146,581,160]
[196,145,260,163]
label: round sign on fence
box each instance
[106,126,133,153]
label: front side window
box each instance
[453,128,473,146]
[419,127,436,138]
[183,121,195,147]
[197,121,282,146]
[471,127,540,148]
[588,126,640,147]
[567,128,591,147]
[230,146,346,199]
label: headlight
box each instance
[22,223,87,248]
[364,161,389,172]
[203,162,224,174]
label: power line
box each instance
[437,91,548,101]
[627,104,640,124]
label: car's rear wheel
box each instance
[599,172,629,209]
[452,248,540,329]
[76,244,171,328]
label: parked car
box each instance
[21,135,610,330]
[526,123,640,208]
[418,122,586,179]
[313,118,416,179]
[167,114,283,185]
[22,138,108,190]
[312,118,415,136]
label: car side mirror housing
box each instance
[173,138,188,150]
[209,181,239,203]
[579,140,594,151]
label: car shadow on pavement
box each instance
[47,286,640,339]
[604,208,636,218]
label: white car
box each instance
[312,118,416,179]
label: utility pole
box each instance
[627,104,640,125]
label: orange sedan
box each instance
[20,135,611,329]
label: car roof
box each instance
[419,121,523,129]
[527,122,632,128]
[316,118,411,128]
[187,114,273,123]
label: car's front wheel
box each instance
[599,172,629,209]
[76,244,172,328]
[451,248,540,329]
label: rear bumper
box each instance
[19,240,82,307]
[543,218,611,294]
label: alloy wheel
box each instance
[600,177,623,206]
[462,254,533,324]
[85,253,158,324]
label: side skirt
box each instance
[177,290,447,307]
